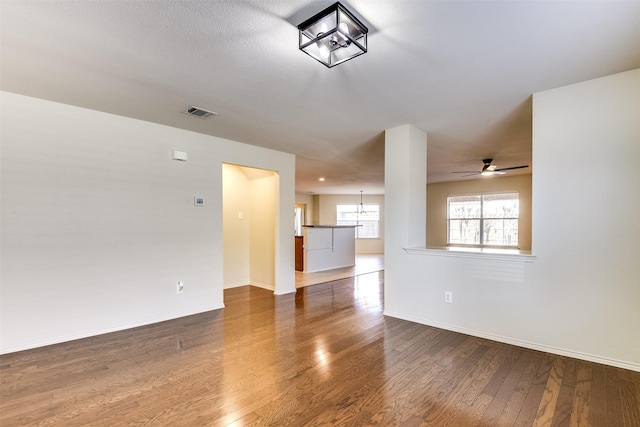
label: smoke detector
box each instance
[183,106,218,119]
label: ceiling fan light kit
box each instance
[453,158,529,178]
[298,2,368,68]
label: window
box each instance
[337,204,380,238]
[447,192,519,247]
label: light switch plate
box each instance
[171,149,187,161]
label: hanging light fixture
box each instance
[359,190,367,215]
[298,2,368,68]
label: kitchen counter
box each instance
[301,225,359,273]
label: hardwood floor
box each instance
[1,272,639,426]
[295,254,384,288]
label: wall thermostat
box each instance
[194,197,205,206]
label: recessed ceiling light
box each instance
[318,177,326,181]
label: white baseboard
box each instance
[383,310,640,372]
[249,281,274,291]
[1,305,225,355]
[224,281,250,289]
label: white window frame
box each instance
[336,204,380,239]
[447,192,519,248]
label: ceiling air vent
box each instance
[183,106,218,119]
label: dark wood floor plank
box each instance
[494,350,547,425]
[619,367,640,427]
[440,344,505,426]
[421,342,492,425]
[588,363,608,427]
[603,365,625,427]
[480,344,522,398]
[2,271,639,426]
[570,364,593,427]
[550,358,576,427]
[516,354,556,426]
[479,349,531,426]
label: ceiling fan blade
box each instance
[452,171,479,174]
[495,165,529,172]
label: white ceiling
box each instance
[2,1,639,194]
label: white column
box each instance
[384,124,427,252]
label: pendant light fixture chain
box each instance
[360,190,367,215]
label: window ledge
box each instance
[403,246,536,262]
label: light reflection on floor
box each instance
[296,254,384,288]
[353,272,383,312]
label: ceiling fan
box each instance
[452,158,529,177]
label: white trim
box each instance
[224,281,250,289]
[274,288,297,296]
[249,281,295,295]
[383,310,640,373]
[404,246,536,262]
[249,281,275,291]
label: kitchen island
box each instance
[301,225,359,273]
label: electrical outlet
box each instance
[444,291,453,303]
[177,281,184,294]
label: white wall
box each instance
[0,92,296,353]
[295,192,315,226]
[384,70,640,371]
[249,173,277,289]
[530,69,639,368]
[223,165,251,288]
[317,194,385,254]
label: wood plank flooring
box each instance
[295,254,384,288]
[1,271,639,426]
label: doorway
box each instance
[222,163,278,290]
